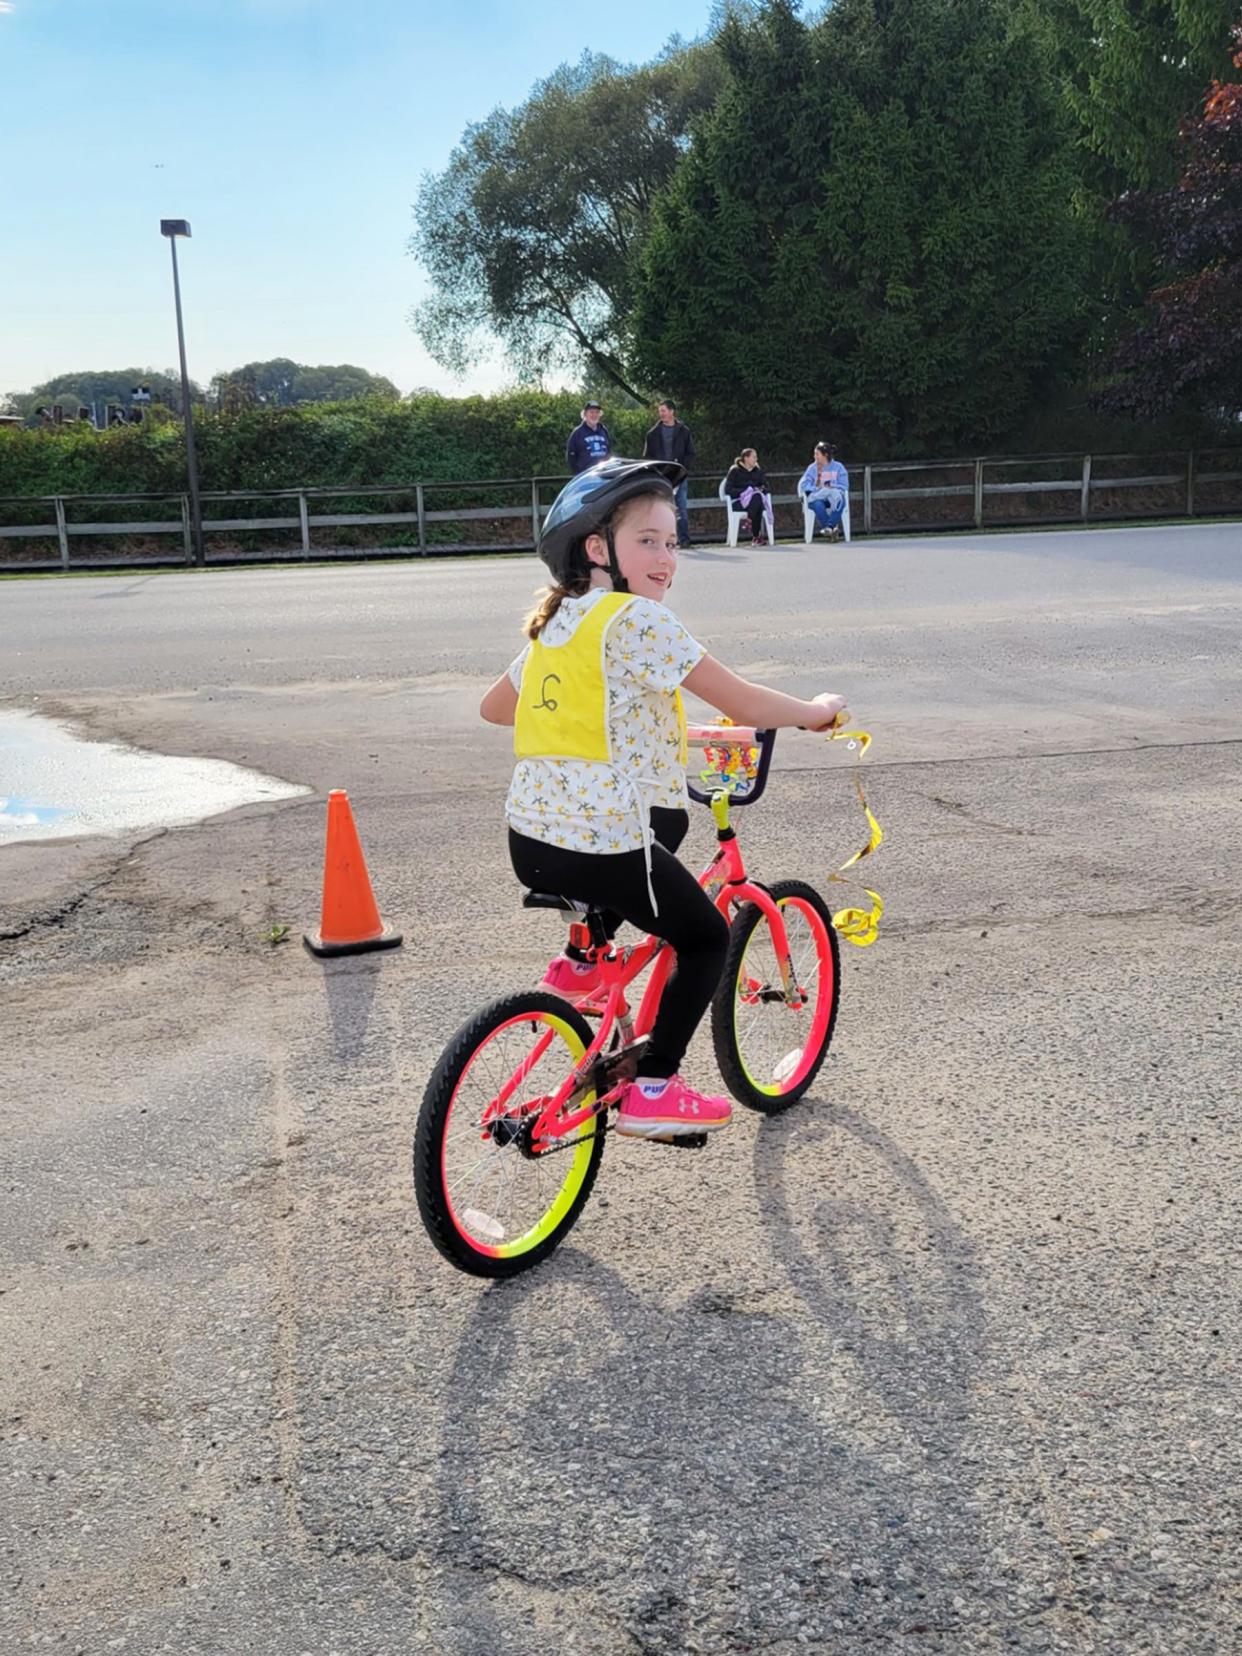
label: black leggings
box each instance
[731,493,767,537]
[509,807,729,1079]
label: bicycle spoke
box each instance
[452,1154,501,1219]
[439,1010,596,1250]
[446,1148,495,1199]
[730,898,831,1090]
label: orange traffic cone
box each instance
[303,790,403,957]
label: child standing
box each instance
[480,458,847,1141]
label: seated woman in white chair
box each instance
[798,441,849,540]
[723,448,774,546]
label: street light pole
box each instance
[160,219,205,568]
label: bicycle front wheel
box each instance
[712,879,840,1113]
[414,991,606,1278]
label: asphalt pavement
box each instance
[3,522,1240,1654]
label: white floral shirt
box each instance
[506,589,705,852]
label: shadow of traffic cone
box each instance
[303,789,403,958]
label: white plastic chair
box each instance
[801,486,852,543]
[719,477,776,547]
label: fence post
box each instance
[416,484,426,555]
[1186,450,1196,517]
[53,497,69,571]
[1080,455,1092,522]
[863,466,873,535]
[973,459,984,529]
[531,479,541,546]
[298,491,311,557]
[180,495,193,564]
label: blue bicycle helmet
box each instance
[538,457,686,589]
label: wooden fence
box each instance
[1,449,1239,571]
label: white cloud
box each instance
[0,801,40,826]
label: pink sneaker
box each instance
[615,1075,733,1139]
[540,954,604,1005]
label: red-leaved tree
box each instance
[1100,20,1242,417]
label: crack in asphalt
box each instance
[927,795,1039,836]
[781,732,1242,775]
[884,889,1242,938]
[0,831,166,942]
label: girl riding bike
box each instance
[479,457,848,1144]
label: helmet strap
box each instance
[605,526,628,593]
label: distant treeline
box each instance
[3,359,401,424]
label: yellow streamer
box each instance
[825,723,884,947]
[693,715,885,947]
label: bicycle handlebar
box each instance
[685,726,777,809]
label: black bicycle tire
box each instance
[711,879,841,1114]
[414,990,606,1278]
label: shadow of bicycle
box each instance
[416,1091,991,1652]
[751,1101,995,1630]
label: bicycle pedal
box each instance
[657,1132,709,1149]
[597,1038,648,1088]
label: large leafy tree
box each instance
[408,44,718,398]
[631,0,1091,450]
[209,358,400,409]
[1098,21,1242,417]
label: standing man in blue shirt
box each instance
[642,399,695,546]
[565,401,613,474]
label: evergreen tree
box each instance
[633,2,825,424]
[1040,0,1236,194]
[632,0,1091,450]
[1099,21,1242,418]
[1027,0,1237,340]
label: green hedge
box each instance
[0,391,663,499]
[0,384,1216,507]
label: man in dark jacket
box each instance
[565,402,612,474]
[642,399,695,545]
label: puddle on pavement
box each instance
[0,708,309,848]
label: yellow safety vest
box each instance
[514,591,688,765]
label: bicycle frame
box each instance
[478,727,802,1153]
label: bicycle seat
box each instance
[521,889,596,916]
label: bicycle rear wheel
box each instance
[414,991,605,1278]
[711,879,840,1113]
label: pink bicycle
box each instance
[415,725,848,1278]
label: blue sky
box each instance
[0,0,716,396]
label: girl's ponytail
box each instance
[524,574,589,639]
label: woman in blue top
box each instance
[799,441,849,540]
